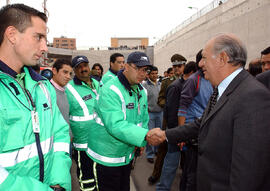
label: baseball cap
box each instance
[127,52,152,67]
[72,56,89,68]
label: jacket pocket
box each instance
[0,107,25,152]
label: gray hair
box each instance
[213,34,247,67]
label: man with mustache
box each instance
[66,55,100,191]
[86,51,152,191]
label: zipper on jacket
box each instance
[25,89,44,182]
[0,73,45,182]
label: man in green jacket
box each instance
[66,55,100,191]
[0,4,71,191]
[86,51,151,190]
[101,53,125,84]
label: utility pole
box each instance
[43,0,47,15]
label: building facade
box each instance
[53,37,76,50]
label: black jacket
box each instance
[164,77,185,129]
[256,70,270,90]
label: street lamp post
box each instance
[188,6,199,17]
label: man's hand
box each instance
[146,128,166,146]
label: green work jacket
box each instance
[101,69,117,85]
[87,71,149,167]
[0,65,71,191]
[66,76,100,151]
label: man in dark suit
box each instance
[146,33,270,191]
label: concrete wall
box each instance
[154,0,270,73]
[72,46,154,73]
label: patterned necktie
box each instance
[208,87,219,115]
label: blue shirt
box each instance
[217,67,243,100]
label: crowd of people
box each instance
[0,3,270,191]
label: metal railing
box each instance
[154,0,228,46]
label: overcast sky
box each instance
[0,0,214,49]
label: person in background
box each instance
[65,55,100,191]
[156,61,197,190]
[102,53,125,84]
[260,46,270,72]
[142,66,163,164]
[0,4,71,191]
[177,50,212,191]
[51,59,73,125]
[91,63,103,82]
[248,58,262,76]
[256,46,270,89]
[86,52,151,191]
[148,54,186,185]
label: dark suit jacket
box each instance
[256,70,270,90]
[166,69,270,191]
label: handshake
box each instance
[145,128,166,146]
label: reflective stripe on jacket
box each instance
[87,75,149,167]
[101,69,116,85]
[0,66,71,191]
[66,77,100,151]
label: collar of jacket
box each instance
[73,75,93,85]
[146,78,160,86]
[0,59,44,81]
[109,68,118,76]
[117,70,143,94]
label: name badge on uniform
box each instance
[126,103,134,109]
[31,111,40,133]
[82,94,92,101]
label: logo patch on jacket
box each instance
[43,103,51,111]
[82,94,92,101]
[126,103,134,109]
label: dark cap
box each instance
[127,52,152,67]
[171,54,187,66]
[72,56,89,68]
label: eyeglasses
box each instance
[129,64,148,73]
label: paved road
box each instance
[71,159,137,191]
[131,152,181,191]
[71,152,181,191]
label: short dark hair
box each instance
[261,46,270,55]
[92,63,104,76]
[110,53,124,63]
[183,61,197,74]
[52,59,72,72]
[167,67,173,74]
[248,59,262,76]
[0,4,47,45]
[148,66,158,74]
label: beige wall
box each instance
[154,0,270,73]
[72,47,153,73]
[111,37,149,48]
